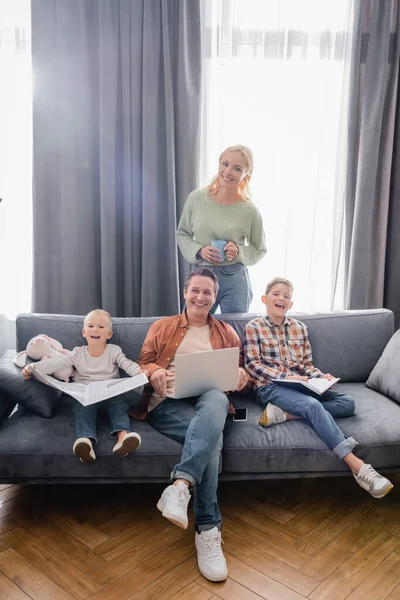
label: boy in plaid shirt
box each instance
[244,277,393,499]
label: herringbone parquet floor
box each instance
[0,473,399,600]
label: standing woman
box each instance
[177,145,266,313]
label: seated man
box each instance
[135,267,248,582]
[244,276,393,499]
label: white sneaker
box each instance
[259,403,286,427]
[112,432,141,456]
[73,437,96,463]
[354,464,394,499]
[157,481,190,529]
[195,527,228,582]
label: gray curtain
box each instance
[31,0,200,317]
[345,0,400,312]
[385,71,400,328]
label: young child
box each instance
[23,309,146,463]
[244,277,393,499]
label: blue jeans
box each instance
[255,383,358,460]
[72,395,131,443]
[206,263,253,313]
[148,390,229,531]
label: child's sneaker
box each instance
[112,432,141,456]
[259,403,287,427]
[73,437,96,463]
[157,481,190,529]
[354,463,393,498]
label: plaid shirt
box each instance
[244,315,323,389]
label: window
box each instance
[0,0,32,352]
[200,0,353,312]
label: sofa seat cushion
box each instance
[0,351,60,418]
[1,384,399,482]
[0,390,17,424]
[0,396,183,481]
[366,329,400,404]
[222,384,400,476]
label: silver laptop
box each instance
[174,347,240,399]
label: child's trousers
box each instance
[255,383,358,460]
[72,395,131,443]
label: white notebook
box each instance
[271,377,340,399]
[174,347,240,399]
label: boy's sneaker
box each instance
[112,432,141,456]
[354,464,393,498]
[157,481,190,529]
[73,437,96,463]
[195,527,228,582]
[259,403,286,427]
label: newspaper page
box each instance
[32,371,148,406]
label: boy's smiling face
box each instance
[82,315,113,347]
[262,283,293,325]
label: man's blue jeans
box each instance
[206,263,253,313]
[148,390,230,532]
[255,383,358,460]
[72,396,131,443]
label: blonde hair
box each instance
[265,277,294,296]
[207,145,254,202]
[83,309,113,330]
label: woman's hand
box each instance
[23,365,33,380]
[225,242,239,261]
[199,246,223,263]
[286,375,308,381]
[149,368,174,399]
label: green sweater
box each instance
[177,187,267,267]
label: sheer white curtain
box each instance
[0,0,32,355]
[200,0,354,313]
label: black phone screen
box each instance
[233,408,248,421]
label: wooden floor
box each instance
[0,473,399,600]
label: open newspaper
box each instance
[32,371,149,407]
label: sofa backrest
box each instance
[225,309,394,382]
[16,308,394,383]
[303,309,394,382]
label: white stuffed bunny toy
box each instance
[14,334,74,382]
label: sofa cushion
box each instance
[0,390,16,424]
[220,310,394,383]
[366,330,400,404]
[16,309,394,384]
[223,384,400,475]
[0,396,184,481]
[0,351,59,418]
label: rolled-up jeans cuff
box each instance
[171,469,196,487]
[109,428,129,439]
[333,436,358,460]
[197,522,222,532]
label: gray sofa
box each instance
[0,309,399,483]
